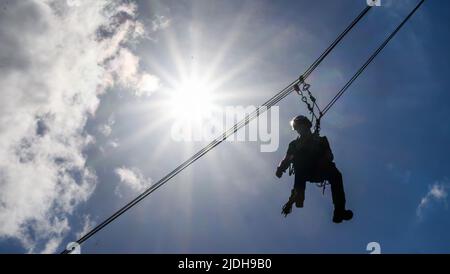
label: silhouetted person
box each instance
[276,115,353,223]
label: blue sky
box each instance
[1,0,449,254]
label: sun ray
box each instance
[200,4,255,85]
[163,19,190,82]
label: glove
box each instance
[276,167,283,178]
[281,202,293,217]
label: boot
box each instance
[333,205,353,224]
[295,199,304,208]
[295,191,304,208]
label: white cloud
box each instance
[99,124,113,137]
[152,15,171,32]
[0,0,157,253]
[417,181,449,220]
[98,116,115,137]
[107,140,120,149]
[41,236,65,255]
[76,215,95,240]
[136,73,161,96]
[99,139,120,155]
[66,0,82,8]
[114,167,152,196]
[105,48,160,96]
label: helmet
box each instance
[290,115,312,130]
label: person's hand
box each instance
[281,202,292,217]
[276,167,283,178]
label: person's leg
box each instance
[327,166,346,210]
[324,164,353,223]
[294,177,306,208]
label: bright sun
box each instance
[168,76,217,123]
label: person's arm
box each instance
[276,153,294,178]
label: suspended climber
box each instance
[275,115,353,223]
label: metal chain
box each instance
[293,79,322,134]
